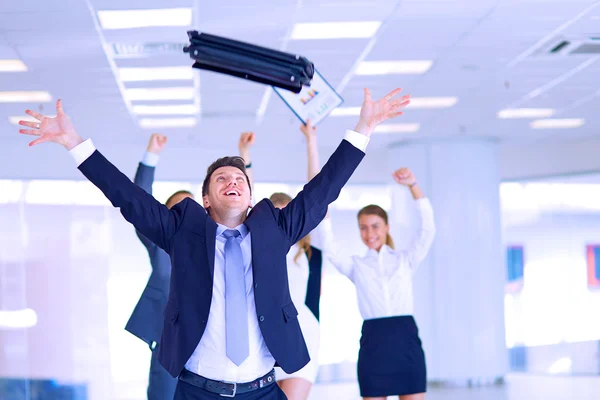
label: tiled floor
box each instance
[308,374,600,399]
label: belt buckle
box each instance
[219,381,237,397]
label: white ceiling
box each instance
[1,0,600,183]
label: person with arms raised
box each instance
[18,87,410,400]
[321,168,435,400]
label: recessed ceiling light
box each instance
[0,308,37,329]
[97,8,193,30]
[125,87,195,101]
[8,115,56,125]
[330,97,458,117]
[356,61,433,75]
[0,59,28,72]
[497,108,556,119]
[132,104,199,115]
[119,66,194,82]
[374,123,420,133]
[0,91,52,103]
[330,107,361,117]
[406,97,458,108]
[290,21,381,40]
[530,118,584,129]
[139,118,197,128]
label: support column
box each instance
[387,138,507,383]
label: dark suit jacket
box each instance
[125,163,171,346]
[77,139,364,377]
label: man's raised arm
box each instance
[19,100,184,252]
[277,87,411,244]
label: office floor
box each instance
[113,373,600,399]
[308,374,600,399]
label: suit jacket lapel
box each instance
[205,217,218,279]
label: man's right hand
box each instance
[19,99,83,150]
[354,88,410,137]
[147,134,168,154]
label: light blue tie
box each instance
[222,229,249,366]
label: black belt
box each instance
[179,368,276,397]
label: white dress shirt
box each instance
[185,223,276,382]
[68,129,369,382]
[323,198,436,320]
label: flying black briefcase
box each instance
[183,31,314,93]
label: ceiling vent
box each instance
[538,35,600,55]
[570,40,600,54]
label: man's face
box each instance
[203,166,252,215]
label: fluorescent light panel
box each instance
[0,308,37,329]
[530,118,584,129]
[125,87,195,101]
[119,66,194,82]
[406,97,458,108]
[139,118,197,128]
[0,91,52,103]
[97,8,193,30]
[330,97,458,117]
[356,60,433,75]
[498,108,556,119]
[291,21,381,40]
[0,59,28,72]
[374,123,420,133]
[132,104,199,115]
[9,115,56,125]
[330,107,361,117]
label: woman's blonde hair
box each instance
[357,204,395,249]
[270,192,312,263]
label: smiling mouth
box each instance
[224,190,241,196]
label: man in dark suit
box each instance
[125,133,192,400]
[19,87,410,399]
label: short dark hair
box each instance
[165,190,194,208]
[202,156,251,197]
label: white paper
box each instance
[273,70,344,126]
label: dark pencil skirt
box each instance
[357,315,426,397]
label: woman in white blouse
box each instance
[322,168,436,400]
[238,120,325,400]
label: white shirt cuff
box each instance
[69,139,96,167]
[344,130,369,152]
[142,151,160,167]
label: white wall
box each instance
[503,212,600,374]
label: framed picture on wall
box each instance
[586,245,600,289]
[505,245,525,293]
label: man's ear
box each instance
[203,195,210,209]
